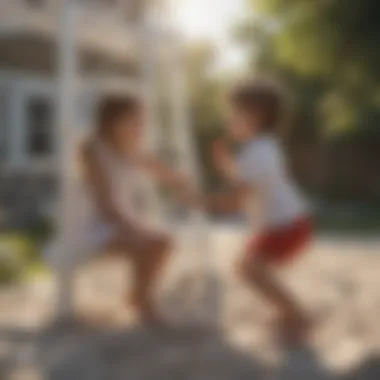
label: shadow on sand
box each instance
[38,322,264,380]
[1,323,380,380]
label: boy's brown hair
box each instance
[229,78,287,133]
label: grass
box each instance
[0,230,49,285]
[1,205,379,285]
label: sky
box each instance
[172,0,247,70]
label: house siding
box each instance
[0,34,138,77]
[0,85,10,163]
[0,0,160,228]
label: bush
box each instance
[0,232,47,285]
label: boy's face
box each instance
[225,105,259,142]
[113,108,145,154]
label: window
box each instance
[25,97,53,157]
[25,0,46,8]
[0,88,9,162]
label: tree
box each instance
[236,0,380,135]
[185,42,225,189]
[235,0,380,201]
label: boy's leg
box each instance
[238,255,309,341]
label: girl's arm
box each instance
[139,155,199,205]
[82,143,143,232]
[140,156,189,190]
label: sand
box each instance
[1,227,380,380]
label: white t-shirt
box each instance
[44,140,154,270]
[237,135,308,228]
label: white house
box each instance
[0,0,183,227]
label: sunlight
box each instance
[171,0,247,70]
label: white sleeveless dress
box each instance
[44,141,151,271]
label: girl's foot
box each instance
[50,312,99,332]
[127,292,139,310]
[136,301,169,331]
[140,307,167,328]
[128,292,166,325]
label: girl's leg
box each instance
[129,235,171,324]
[110,232,171,324]
[56,268,75,318]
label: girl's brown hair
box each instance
[96,95,141,140]
[230,79,287,133]
[78,95,141,179]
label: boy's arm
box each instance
[206,182,252,214]
[209,137,253,213]
[212,137,239,183]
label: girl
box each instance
[47,95,191,326]
[208,79,313,343]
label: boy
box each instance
[209,79,313,343]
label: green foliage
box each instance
[185,42,226,189]
[237,0,380,138]
[315,202,380,234]
[233,0,380,204]
[0,234,38,285]
[0,218,51,285]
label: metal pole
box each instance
[140,17,163,224]
[55,0,79,318]
[168,41,220,329]
[167,39,221,380]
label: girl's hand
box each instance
[126,222,160,240]
[140,156,191,191]
[176,187,205,209]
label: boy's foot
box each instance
[276,314,313,346]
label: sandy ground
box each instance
[1,226,380,379]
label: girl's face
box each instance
[226,105,260,142]
[110,108,145,155]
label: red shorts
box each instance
[246,216,313,266]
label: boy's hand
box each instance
[174,173,192,190]
[211,137,238,182]
[211,137,230,166]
